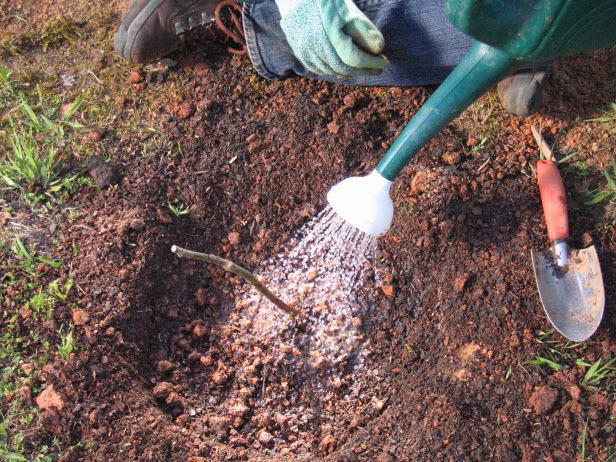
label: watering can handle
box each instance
[376,42,519,180]
[537,160,569,243]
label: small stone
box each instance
[453,274,469,293]
[257,429,273,445]
[193,324,207,338]
[104,326,115,336]
[306,268,318,282]
[200,355,213,367]
[156,208,173,224]
[153,382,173,399]
[36,385,65,411]
[529,385,558,415]
[71,309,90,326]
[441,151,462,165]
[371,396,385,411]
[157,360,173,374]
[188,351,202,362]
[228,232,241,245]
[127,70,144,84]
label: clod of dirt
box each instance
[19,385,32,403]
[257,429,273,445]
[208,416,231,441]
[376,453,394,462]
[441,151,462,165]
[380,284,394,297]
[152,382,173,399]
[327,120,340,134]
[86,158,121,189]
[195,288,207,306]
[529,386,559,415]
[166,306,179,319]
[566,383,581,401]
[189,204,206,220]
[188,351,201,362]
[156,360,173,374]
[20,363,34,375]
[165,392,183,408]
[410,170,433,193]
[192,324,207,338]
[228,231,241,245]
[229,402,250,417]
[171,101,195,120]
[82,128,103,143]
[156,208,173,224]
[212,362,229,385]
[127,70,144,84]
[71,309,90,326]
[319,434,336,454]
[453,274,470,293]
[581,232,594,248]
[36,385,66,411]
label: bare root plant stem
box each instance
[171,245,300,318]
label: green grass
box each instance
[528,329,616,394]
[0,17,81,59]
[1,233,75,459]
[0,66,87,204]
[586,162,616,206]
[167,201,189,218]
[57,326,74,362]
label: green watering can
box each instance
[327,0,616,236]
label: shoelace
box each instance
[175,0,247,56]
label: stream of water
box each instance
[235,205,378,372]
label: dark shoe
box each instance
[497,68,547,116]
[114,0,221,64]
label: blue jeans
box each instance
[241,0,472,86]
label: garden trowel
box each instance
[530,126,604,342]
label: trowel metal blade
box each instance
[531,245,604,342]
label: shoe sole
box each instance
[114,0,177,63]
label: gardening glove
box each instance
[275,0,388,78]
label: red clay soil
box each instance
[6,15,616,462]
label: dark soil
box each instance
[2,2,616,461]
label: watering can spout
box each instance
[327,170,393,237]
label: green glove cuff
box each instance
[278,0,388,77]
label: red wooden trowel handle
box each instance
[537,160,569,242]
